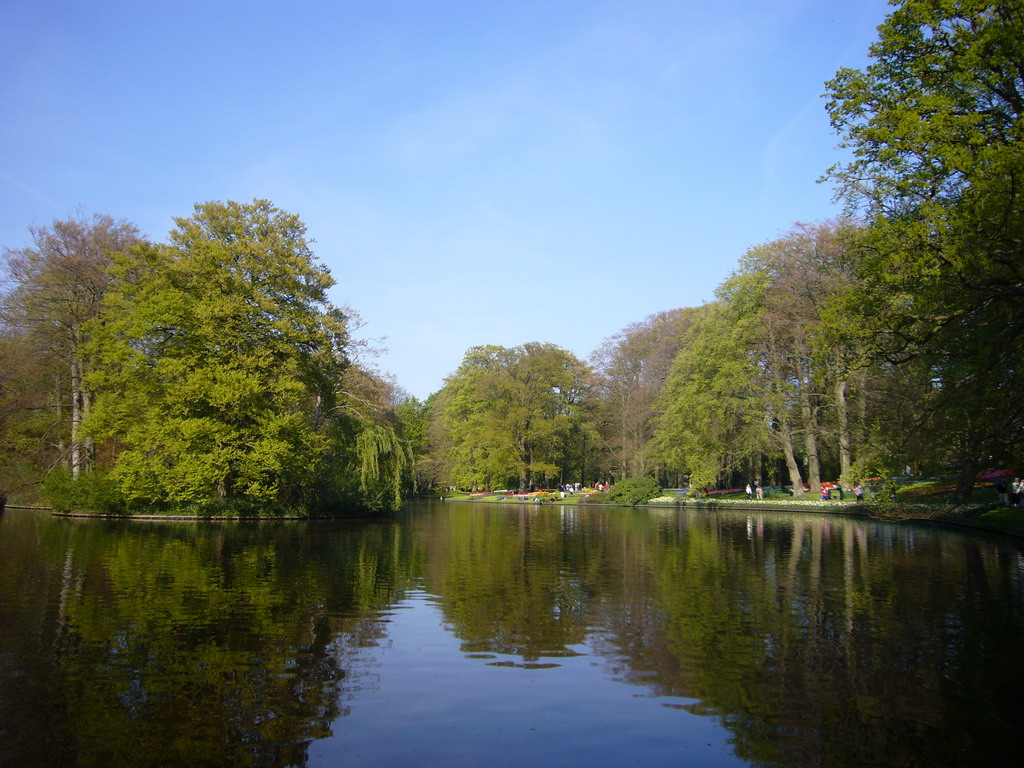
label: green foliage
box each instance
[86,200,346,508]
[355,422,410,512]
[824,0,1024,498]
[433,342,596,491]
[396,395,432,492]
[1,213,142,482]
[653,296,768,491]
[592,307,706,480]
[605,476,662,506]
[67,199,405,514]
[43,467,125,514]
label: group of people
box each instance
[555,482,611,495]
[815,483,864,501]
[996,477,1024,507]
[744,481,865,501]
[819,484,864,501]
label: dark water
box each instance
[2,501,1023,767]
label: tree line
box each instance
[401,1,1024,503]
[1,200,409,514]
[2,1,1021,510]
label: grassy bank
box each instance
[439,479,1024,537]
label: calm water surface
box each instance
[2,500,1023,767]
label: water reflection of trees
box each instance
[426,505,1024,765]
[418,506,596,660]
[2,516,416,767]
[5,504,1023,766]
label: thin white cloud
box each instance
[0,168,62,210]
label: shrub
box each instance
[606,476,662,506]
[43,468,126,514]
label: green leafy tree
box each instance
[0,329,64,499]
[434,343,596,490]
[86,200,355,510]
[824,0,1024,499]
[739,222,864,494]
[331,364,411,511]
[654,295,770,493]
[655,221,867,494]
[396,394,433,493]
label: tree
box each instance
[86,200,359,510]
[332,363,411,511]
[433,343,596,491]
[742,222,866,494]
[655,222,871,495]
[395,394,434,494]
[591,308,705,482]
[1,213,141,478]
[824,0,1024,499]
[0,329,59,498]
[653,297,770,493]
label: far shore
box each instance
[437,490,1024,538]
[6,494,1022,538]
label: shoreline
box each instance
[8,499,1021,539]
[438,495,1024,538]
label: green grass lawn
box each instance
[971,506,1024,535]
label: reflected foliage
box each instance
[422,505,1024,764]
[0,514,416,767]
[2,505,1023,766]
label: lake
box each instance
[2,500,1023,766]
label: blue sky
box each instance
[1,0,891,399]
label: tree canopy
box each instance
[86,200,351,507]
[433,343,596,491]
[825,0,1024,497]
[1,214,141,482]
[0,200,409,513]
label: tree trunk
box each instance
[69,356,83,479]
[954,431,981,503]
[779,424,805,497]
[798,372,821,494]
[82,384,95,467]
[767,334,804,497]
[857,368,868,451]
[836,377,851,483]
[620,397,629,479]
[519,459,530,492]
